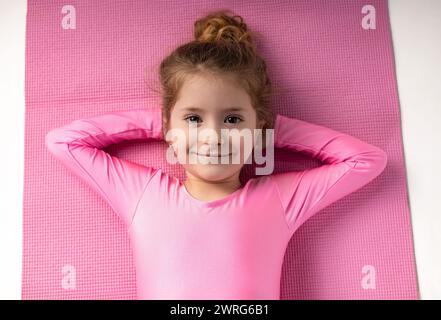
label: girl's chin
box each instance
[187,171,234,182]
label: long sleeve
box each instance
[45,107,164,228]
[270,114,388,233]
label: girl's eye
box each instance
[185,115,201,124]
[225,116,242,124]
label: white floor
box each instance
[0,0,439,299]
[387,0,441,300]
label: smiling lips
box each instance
[191,152,232,157]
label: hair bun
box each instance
[194,10,255,50]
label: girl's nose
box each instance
[199,124,226,145]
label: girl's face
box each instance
[165,73,264,183]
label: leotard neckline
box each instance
[176,176,254,208]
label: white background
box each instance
[0,0,440,299]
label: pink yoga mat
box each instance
[23,0,419,299]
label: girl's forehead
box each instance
[173,91,254,115]
[176,105,247,113]
[179,74,249,99]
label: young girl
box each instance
[45,10,388,300]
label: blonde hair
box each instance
[149,9,276,141]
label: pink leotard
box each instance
[45,107,388,299]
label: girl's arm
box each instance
[270,114,388,233]
[45,108,164,228]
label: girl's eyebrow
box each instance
[224,107,245,112]
[181,106,205,112]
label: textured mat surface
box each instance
[23,0,419,299]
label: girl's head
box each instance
[158,10,274,183]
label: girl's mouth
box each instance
[190,152,232,157]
